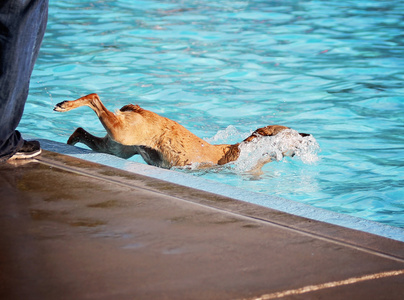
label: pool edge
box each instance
[36,137,404,244]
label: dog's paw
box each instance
[53,101,69,112]
[67,127,85,145]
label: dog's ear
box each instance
[218,144,240,165]
[243,125,289,142]
[299,132,310,137]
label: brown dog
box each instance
[54,93,310,169]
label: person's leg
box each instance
[0,0,48,162]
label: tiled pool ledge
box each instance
[38,138,404,244]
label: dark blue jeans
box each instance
[0,0,48,162]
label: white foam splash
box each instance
[205,125,249,144]
[233,129,320,172]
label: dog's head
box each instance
[243,125,312,158]
[233,126,319,171]
[274,130,312,159]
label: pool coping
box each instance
[3,149,404,299]
[32,148,404,262]
[37,138,404,244]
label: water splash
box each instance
[203,126,321,173]
[233,129,320,172]
[205,125,249,145]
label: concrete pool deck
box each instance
[1,150,404,299]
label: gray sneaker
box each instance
[8,140,42,160]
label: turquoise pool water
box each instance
[21,0,404,228]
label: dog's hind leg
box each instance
[54,93,124,140]
[54,93,104,112]
[67,127,139,159]
[67,127,106,149]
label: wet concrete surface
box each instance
[0,150,403,299]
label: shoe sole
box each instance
[8,149,42,160]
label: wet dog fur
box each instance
[54,93,309,169]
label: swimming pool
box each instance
[21,0,404,228]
